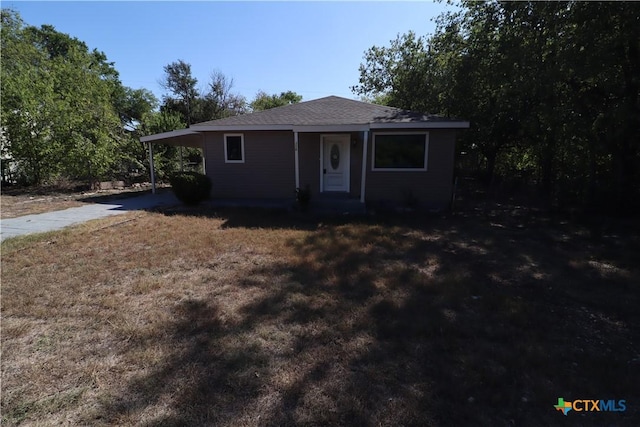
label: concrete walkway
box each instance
[1,192,178,242]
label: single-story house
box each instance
[141,96,469,210]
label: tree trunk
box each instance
[485,149,497,186]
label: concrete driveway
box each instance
[1,192,178,242]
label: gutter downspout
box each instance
[360,130,369,203]
[148,142,156,194]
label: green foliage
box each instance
[114,89,161,180]
[353,1,640,212]
[160,65,247,125]
[1,9,126,185]
[352,31,432,112]
[250,90,302,111]
[169,171,212,206]
[115,87,158,132]
[139,111,188,181]
[200,71,248,120]
[359,93,392,106]
[161,60,198,126]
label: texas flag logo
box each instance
[555,398,573,415]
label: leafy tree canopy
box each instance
[353,0,640,212]
[250,90,302,111]
[1,9,127,184]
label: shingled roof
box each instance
[141,96,468,144]
[193,96,460,127]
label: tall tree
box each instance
[115,87,158,133]
[353,0,640,212]
[1,9,57,184]
[1,9,124,184]
[160,65,246,124]
[199,70,247,120]
[352,31,431,112]
[161,60,198,126]
[114,87,161,176]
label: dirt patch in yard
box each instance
[2,206,639,426]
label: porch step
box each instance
[310,198,366,215]
[315,192,350,200]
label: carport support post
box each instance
[294,131,300,189]
[148,142,156,194]
[360,130,369,203]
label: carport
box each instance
[141,129,206,194]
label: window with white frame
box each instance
[372,132,428,171]
[224,134,244,163]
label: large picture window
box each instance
[372,132,428,171]
[224,134,244,163]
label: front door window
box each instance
[330,144,340,170]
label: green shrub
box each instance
[296,185,311,211]
[169,172,212,206]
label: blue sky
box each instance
[8,1,457,103]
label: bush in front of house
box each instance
[296,185,311,211]
[169,171,212,206]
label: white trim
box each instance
[148,142,156,194]
[141,121,469,143]
[372,131,429,172]
[141,129,200,142]
[360,130,368,203]
[293,124,369,133]
[190,121,468,132]
[320,134,350,192]
[192,124,292,132]
[224,133,245,163]
[201,133,207,175]
[191,125,366,132]
[370,121,469,129]
[294,131,300,189]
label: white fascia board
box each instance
[369,121,470,129]
[141,129,201,142]
[292,124,369,133]
[191,124,369,132]
[190,124,293,132]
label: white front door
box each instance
[321,134,350,192]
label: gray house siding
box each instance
[204,131,295,199]
[364,129,456,208]
[200,128,456,207]
[298,133,320,198]
[349,132,364,200]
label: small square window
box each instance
[224,134,244,163]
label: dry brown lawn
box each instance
[2,206,639,426]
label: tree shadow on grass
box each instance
[91,208,640,426]
[90,298,271,426]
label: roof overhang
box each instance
[369,121,470,129]
[140,129,204,148]
[190,124,293,132]
[140,121,470,145]
[189,122,470,132]
[292,124,369,132]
